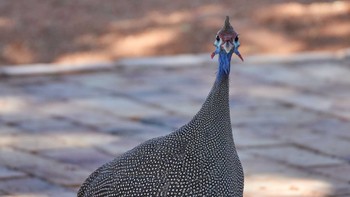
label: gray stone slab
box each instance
[0,166,26,179]
[236,64,329,90]
[311,164,350,183]
[15,117,78,133]
[95,137,146,157]
[0,177,75,196]
[65,72,125,90]
[242,84,334,113]
[242,153,348,197]
[118,53,209,68]
[39,147,113,171]
[295,63,350,85]
[290,134,350,161]
[246,145,344,167]
[231,105,321,127]
[0,126,22,135]
[70,96,168,119]
[0,147,90,187]
[234,128,286,149]
[140,114,189,129]
[102,120,170,138]
[38,101,123,127]
[300,117,350,139]
[4,131,117,152]
[155,100,201,117]
[21,80,103,101]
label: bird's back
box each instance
[78,128,243,196]
[78,76,244,197]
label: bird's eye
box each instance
[234,36,239,42]
[216,35,220,41]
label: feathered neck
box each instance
[192,50,233,120]
[217,51,233,81]
[188,54,231,126]
[177,53,233,141]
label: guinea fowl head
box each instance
[211,16,243,62]
[211,16,243,79]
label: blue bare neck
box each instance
[216,50,233,82]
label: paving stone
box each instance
[169,82,212,101]
[126,87,203,116]
[140,114,189,129]
[239,84,334,113]
[282,94,334,112]
[53,131,118,147]
[229,95,277,110]
[38,101,122,127]
[20,81,101,102]
[39,147,113,171]
[231,105,320,127]
[0,166,26,179]
[70,96,168,119]
[123,86,170,101]
[0,177,75,197]
[3,131,117,152]
[289,134,350,161]
[246,145,344,167]
[0,83,23,97]
[273,127,320,142]
[294,63,350,85]
[0,147,90,187]
[15,117,79,133]
[1,133,65,151]
[95,137,146,157]
[236,84,297,101]
[1,53,350,196]
[0,95,33,116]
[236,64,330,90]
[66,72,127,92]
[2,75,52,86]
[0,98,53,125]
[305,117,350,139]
[234,128,286,149]
[155,99,202,117]
[102,120,170,138]
[322,84,350,100]
[311,164,350,183]
[242,153,348,197]
[0,126,22,134]
[331,98,350,112]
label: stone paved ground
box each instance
[1,53,350,197]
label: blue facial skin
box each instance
[218,50,233,78]
[213,39,241,81]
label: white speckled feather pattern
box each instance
[77,73,244,197]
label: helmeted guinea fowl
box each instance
[78,16,244,197]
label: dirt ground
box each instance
[0,0,349,65]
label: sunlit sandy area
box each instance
[0,0,349,65]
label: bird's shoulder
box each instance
[78,133,188,196]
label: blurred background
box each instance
[1,1,350,197]
[0,0,349,66]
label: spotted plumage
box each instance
[78,16,244,197]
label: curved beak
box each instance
[223,42,234,53]
[210,39,244,62]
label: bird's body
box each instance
[78,16,244,197]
